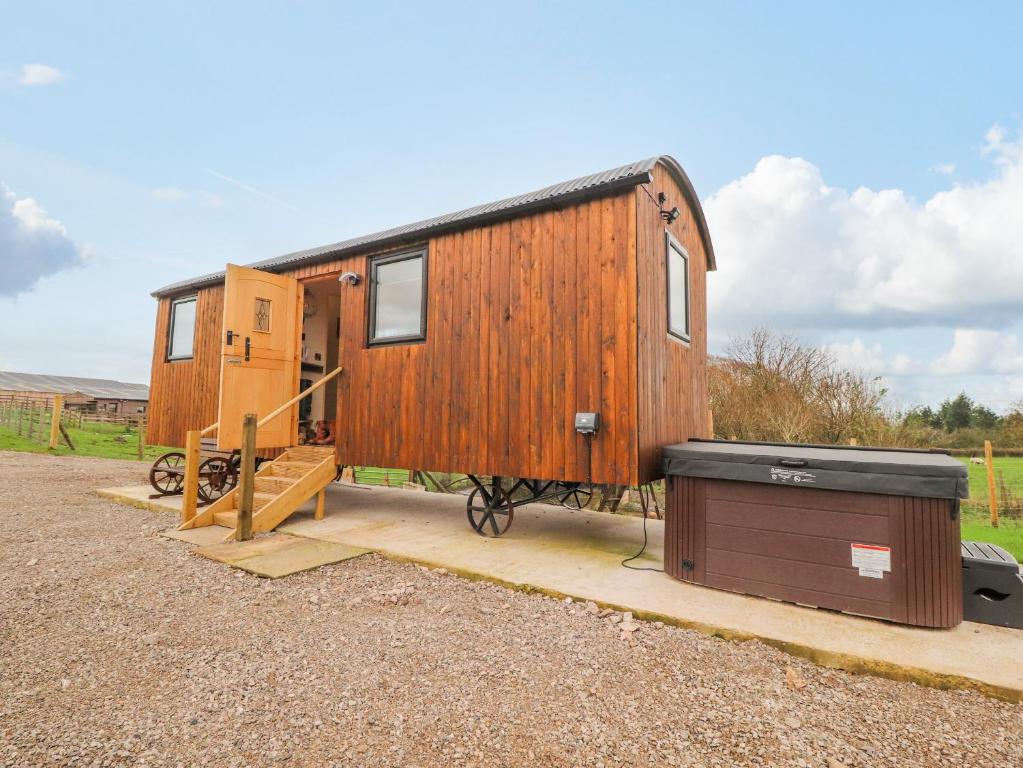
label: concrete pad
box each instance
[195,533,369,578]
[161,526,230,547]
[282,484,1023,701]
[96,486,183,515]
[100,482,1023,700]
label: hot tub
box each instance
[663,440,969,628]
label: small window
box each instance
[167,296,197,360]
[254,297,271,332]
[368,249,427,345]
[666,232,690,342]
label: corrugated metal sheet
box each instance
[0,371,150,401]
[152,155,715,297]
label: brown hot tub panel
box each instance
[663,441,969,628]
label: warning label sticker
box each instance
[851,543,891,577]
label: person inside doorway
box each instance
[309,419,335,446]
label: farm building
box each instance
[146,156,715,536]
[0,371,149,414]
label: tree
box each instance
[970,404,1000,430]
[937,393,973,432]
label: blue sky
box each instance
[2,2,1022,410]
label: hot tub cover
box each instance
[663,439,968,500]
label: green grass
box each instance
[960,514,1023,561]
[958,456,1023,560]
[960,455,1023,500]
[0,422,176,462]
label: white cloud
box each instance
[825,338,886,375]
[932,162,956,175]
[704,124,1023,332]
[151,187,224,208]
[18,64,66,86]
[0,185,86,297]
[931,329,1023,375]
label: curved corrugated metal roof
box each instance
[153,155,715,297]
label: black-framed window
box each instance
[368,248,427,345]
[167,295,197,360]
[666,232,691,343]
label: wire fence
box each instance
[0,394,149,458]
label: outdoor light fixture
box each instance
[660,206,681,223]
[338,271,361,285]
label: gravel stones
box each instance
[1,450,1021,767]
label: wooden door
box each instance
[216,264,302,449]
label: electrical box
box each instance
[574,412,599,434]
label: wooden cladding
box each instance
[335,192,639,485]
[148,162,712,484]
[636,164,710,483]
[147,285,223,447]
[666,478,963,628]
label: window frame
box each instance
[665,231,691,344]
[166,295,198,361]
[366,247,429,347]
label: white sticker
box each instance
[851,543,891,574]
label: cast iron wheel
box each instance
[555,481,593,510]
[197,457,238,503]
[466,480,514,537]
[148,452,186,496]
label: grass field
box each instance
[0,422,175,462]
[959,456,1023,560]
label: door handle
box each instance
[244,337,251,362]
[226,330,235,345]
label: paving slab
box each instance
[194,534,370,578]
[100,481,1023,700]
[161,526,230,547]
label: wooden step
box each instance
[255,475,296,494]
[267,461,321,479]
[213,510,237,528]
[283,447,334,460]
[253,492,276,511]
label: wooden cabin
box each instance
[147,156,716,536]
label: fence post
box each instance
[984,440,999,528]
[181,430,201,525]
[48,395,63,449]
[236,413,257,542]
[137,416,146,461]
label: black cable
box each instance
[621,483,663,572]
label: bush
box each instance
[709,329,905,446]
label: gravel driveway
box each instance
[1,450,1021,767]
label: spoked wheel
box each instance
[197,457,238,503]
[555,481,593,510]
[466,478,514,537]
[149,452,186,496]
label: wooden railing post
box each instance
[984,440,999,528]
[48,395,63,449]
[181,430,201,525]
[236,413,257,541]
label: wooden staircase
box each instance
[178,445,337,540]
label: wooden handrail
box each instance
[200,422,219,436]
[257,366,343,428]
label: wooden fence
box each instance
[0,394,147,456]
